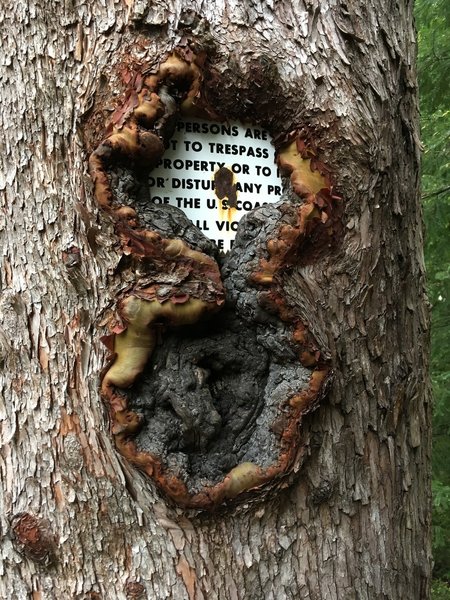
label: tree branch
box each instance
[422,185,450,199]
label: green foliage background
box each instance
[415,0,450,594]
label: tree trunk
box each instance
[0,1,431,599]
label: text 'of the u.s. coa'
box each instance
[149,119,283,252]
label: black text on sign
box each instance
[149,119,283,252]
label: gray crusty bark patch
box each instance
[126,201,311,494]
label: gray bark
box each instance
[0,1,431,599]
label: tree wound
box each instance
[88,45,340,510]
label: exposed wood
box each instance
[0,1,431,599]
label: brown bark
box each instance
[0,1,431,599]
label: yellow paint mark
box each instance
[251,271,274,285]
[109,124,138,153]
[134,91,164,124]
[103,296,210,391]
[289,369,329,409]
[224,462,263,497]
[164,238,220,265]
[278,141,326,196]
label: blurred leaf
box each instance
[416,0,450,585]
[432,580,450,600]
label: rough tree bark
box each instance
[0,1,431,599]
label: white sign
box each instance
[149,119,282,252]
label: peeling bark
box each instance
[0,1,431,599]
